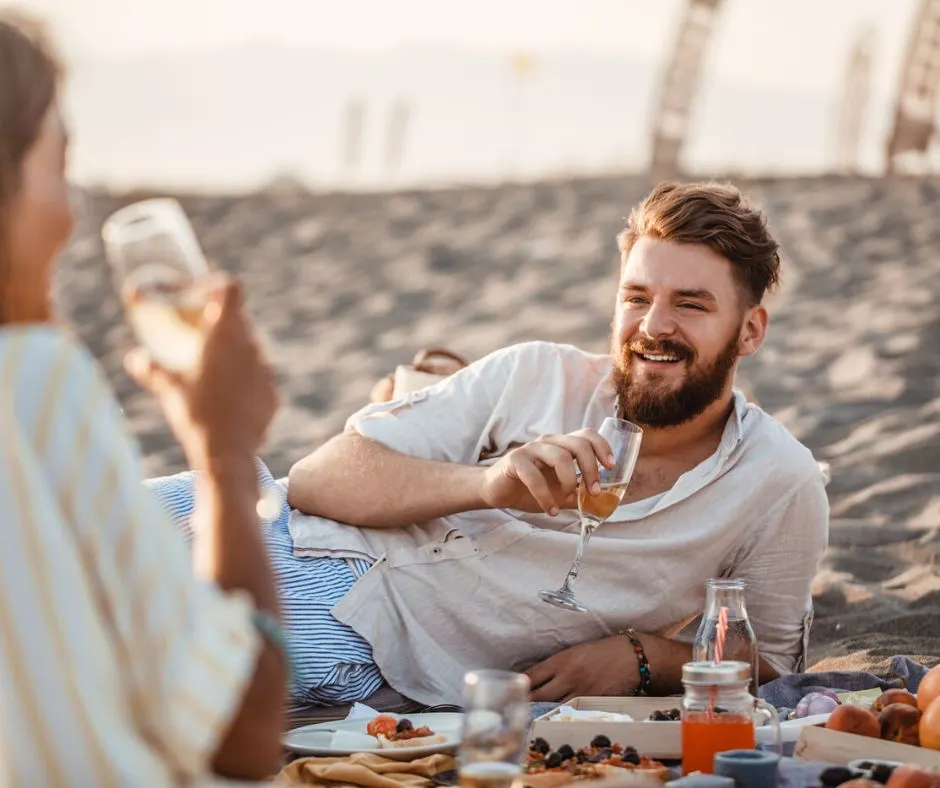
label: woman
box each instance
[0,13,287,785]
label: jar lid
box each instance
[681,661,751,686]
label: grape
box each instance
[806,694,839,715]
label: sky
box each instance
[23,0,917,91]
[6,0,928,188]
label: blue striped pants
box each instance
[144,461,385,707]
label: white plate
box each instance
[283,712,464,760]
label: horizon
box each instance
[9,0,932,189]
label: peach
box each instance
[921,695,940,751]
[918,666,940,713]
[886,764,940,788]
[826,704,881,738]
[873,689,919,714]
[879,703,922,745]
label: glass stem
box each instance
[560,519,595,594]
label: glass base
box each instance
[538,588,590,613]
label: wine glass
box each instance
[102,198,210,373]
[539,417,643,613]
[458,670,530,788]
[102,198,281,522]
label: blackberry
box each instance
[870,765,895,785]
[819,767,856,787]
[556,745,575,761]
[529,738,550,755]
[590,735,611,748]
[395,719,414,733]
[545,753,565,769]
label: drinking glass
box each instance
[539,417,643,613]
[102,198,210,373]
[458,670,531,788]
[103,198,281,522]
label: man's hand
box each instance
[480,430,614,515]
[526,636,639,701]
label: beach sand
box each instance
[58,174,940,676]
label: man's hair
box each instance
[617,182,780,306]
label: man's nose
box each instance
[638,301,677,338]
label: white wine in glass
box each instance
[539,417,643,613]
[102,198,210,373]
[102,198,281,522]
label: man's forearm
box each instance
[634,634,693,695]
[635,633,780,694]
[288,432,487,527]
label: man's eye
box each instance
[679,302,705,311]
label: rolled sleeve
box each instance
[346,350,515,463]
[346,390,449,460]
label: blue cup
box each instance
[713,749,780,788]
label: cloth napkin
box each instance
[276,752,456,787]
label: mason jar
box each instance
[680,661,780,775]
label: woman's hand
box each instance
[125,274,279,467]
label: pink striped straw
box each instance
[715,606,729,664]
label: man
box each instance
[286,181,829,706]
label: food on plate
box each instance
[821,765,897,787]
[920,696,940,751]
[885,764,940,788]
[365,714,446,749]
[839,780,885,788]
[647,708,681,721]
[879,704,921,746]
[827,705,881,738]
[820,767,861,787]
[873,690,918,714]
[523,736,670,784]
[795,690,841,718]
[918,667,940,714]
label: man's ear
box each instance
[738,305,768,358]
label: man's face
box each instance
[610,236,766,428]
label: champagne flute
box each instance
[539,417,643,613]
[102,198,281,522]
[458,670,530,788]
[102,198,211,373]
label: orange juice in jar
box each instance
[680,662,780,775]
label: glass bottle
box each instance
[692,578,759,697]
[680,661,780,774]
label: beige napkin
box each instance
[276,752,456,788]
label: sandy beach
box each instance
[57,173,940,677]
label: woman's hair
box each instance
[0,12,62,320]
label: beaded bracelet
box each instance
[620,627,652,696]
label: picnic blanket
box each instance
[759,655,930,713]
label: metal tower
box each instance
[647,0,727,178]
[834,25,876,174]
[885,0,940,172]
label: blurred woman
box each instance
[0,13,287,785]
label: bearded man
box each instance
[284,182,829,707]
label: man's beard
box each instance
[612,332,739,428]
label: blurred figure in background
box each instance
[0,12,286,785]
